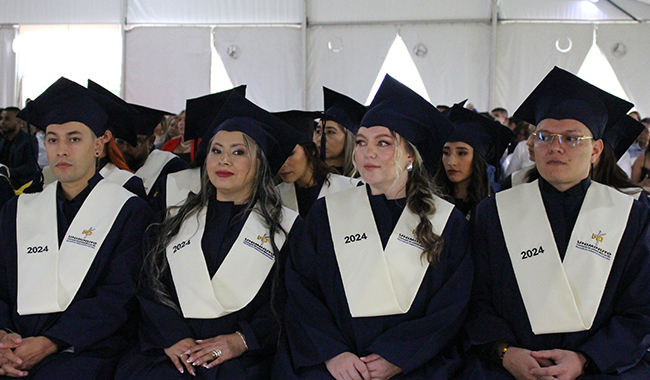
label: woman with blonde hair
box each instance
[276,75,472,379]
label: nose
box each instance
[548,134,564,151]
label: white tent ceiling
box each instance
[1,0,650,116]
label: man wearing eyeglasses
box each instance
[464,67,650,380]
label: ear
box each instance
[146,134,156,150]
[591,139,604,164]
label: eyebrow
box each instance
[212,142,246,148]
[46,130,83,137]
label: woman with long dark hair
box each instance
[434,103,513,220]
[274,110,361,218]
[116,91,302,380]
[275,75,473,379]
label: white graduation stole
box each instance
[166,168,201,212]
[496,180,633,334]
[100,162,136,187]
[326,186,454,317]
[278,174,361,212]
[16,180,134,315]
[135,150,176,195]
[166,204,298,319]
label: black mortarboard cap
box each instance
[323,87,366,134]
[87,79,138,146]
[185,85,247,142]
[201,91,301,175]
[513,66,633,140]
[17,77,108,136]
[602,115,646,160]
[128,104,172,136]
[361,74,455,173]
[272,110,320,144]
[444,101,514,167]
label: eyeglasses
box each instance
[532,131,593,148]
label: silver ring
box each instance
[211,349,222,359]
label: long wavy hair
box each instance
[143,132,287,315]
[433,150,490,219]
[354,131,446,264]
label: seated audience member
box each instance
[434,102,513,220]
[276,75,472,379]
[314,88,366,177]
[464,67,650,379]
[0,107,39,189]
[0,77,151,380]
[115,90,302,380]
[118,104,188,198]
[162,111,196,165]
[594,115,649,205]
[86,80,147,199]
[275,110,360,218]
[500,123,538,190]
[617,116,648,178]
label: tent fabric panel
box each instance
[127,0,303,24]
[213,26,304,111]
[401,22,491,111]
[598,23,650,118]
[498,0,641,21]
[0,0,121,24]
[124,26,212,113]
[306,24,395,110]
[308,0,491,24]
[494,22,593,114]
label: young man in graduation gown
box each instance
[464,67,650,379]
[122,104,188,200]
[0,77,152,379]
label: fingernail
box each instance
[203,363,210,369]
[193,360,200,366]
[183,350,191,355]
[179,367,184,374]
[186,357,193,363]
[190,369,196,376]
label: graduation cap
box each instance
[361,74,455,174]
[87,79,138,146]
[17,77,109,136]
[201,90,301,175]
[444,101,514,167]
[128,104,173,137]
[323,87,366,134]
[272,110,320,144]
[602,115,646,160]
[513,66,633,140]
[184,85,247,142]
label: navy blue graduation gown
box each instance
[464,178,650,379]
[0,176,14,211]
[117,198,301,380]
[0,173,152,380]
[275,188,473,379]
